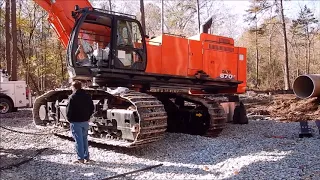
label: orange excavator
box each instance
[32,0,248,147]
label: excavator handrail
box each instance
[93,8,136,19]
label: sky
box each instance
[91,0,319,23]
[220,0,320,38]
[91,0,320,39]
[223,0,320,23]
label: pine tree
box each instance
[291,5,318,74]
[244,0,272,88]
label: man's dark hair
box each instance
[72,80,82,90]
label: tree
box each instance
[275,0,290,90]
[161,0,164,33]
[98,0,114,11]
[259,16,280,87]
[140,0,146,34]
[196,0,200,32]
[11,0,18,80]
[164,0,198,35]
[13,1,68,93]
[144,3,161,37]
[291,5,319,74]
[0,0,5,68]
[108,0,112,11]
[238,1,320,90]
[5,0,10,75]
[163,0,231,36]
[244,0,271,87]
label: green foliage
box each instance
[289,5,319,74]
[238,9,320,90]
[291,5,318,38]
[0,1,68,93]
[137,3,162,37]
[245,0,273,23]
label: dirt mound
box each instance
[245,94,319,121]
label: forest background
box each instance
[0,0,319,94]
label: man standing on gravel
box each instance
[66,80,94,164]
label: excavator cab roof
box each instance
[66,4,148,81]
[71,5,137,21]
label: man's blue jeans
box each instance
[70,121,89,160]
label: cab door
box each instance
[113,18,147,71]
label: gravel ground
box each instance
[1,109,320,180]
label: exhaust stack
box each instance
[293,74,320,99]
[200,17,213,34]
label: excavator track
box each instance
[150,91,228,137]
[33,88,167,148]
[33,88,229,147]
[173,93,227,137]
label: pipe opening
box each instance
[293,76,314,99]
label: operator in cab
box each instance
[66,80,94,164]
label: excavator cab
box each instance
[68,7,147,74]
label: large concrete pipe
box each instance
[293,74,320,99]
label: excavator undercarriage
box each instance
[33,85,244,147]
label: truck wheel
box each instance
[0,98,13,114]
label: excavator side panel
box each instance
[145,43,162,74]
[161,35,189,76]
[202,41,238,80]
[236,47,247,93]
[188,40,203,76]
[202,48,213,77]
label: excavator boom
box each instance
[34,0,92,47]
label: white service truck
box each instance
[0,69,31,114]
